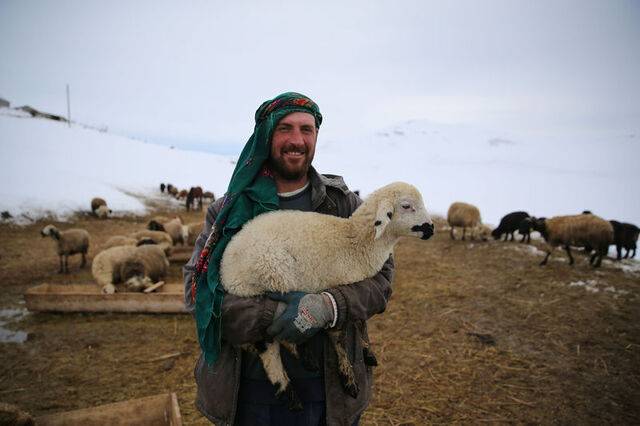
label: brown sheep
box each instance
[90,197,107,214]
[447,202,482,240]
[532,214,613,267]
[40,225,90,273]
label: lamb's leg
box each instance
[449,227,455,240]
[510,232,514,241]
[564,245,574,265]
[617,245,623,260]
[81,252,86,268]
[590,252,598,265]
[624,248,629,259]
[58,256,64,274]
[328,329,359,398]
[257,341,302,411]
[462,227,466,241]
[63,255,69,273]
[361,338,378,367]
[631,246,636,259]
[520,234,525,243]
[526,233,531,244]
[503,234,507,242]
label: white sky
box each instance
[1,0,639,152]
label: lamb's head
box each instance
[181,225,189,244]
[125,276,153,292]
[368,182,434,241]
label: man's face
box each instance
[268,112,318,181]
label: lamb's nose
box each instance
[412,222,434,240]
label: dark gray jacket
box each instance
[183,168,395,426]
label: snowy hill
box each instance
[1,110,638,227]
[0,110,235,222]
[315,119,640,226]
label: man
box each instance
[183,92,394,426]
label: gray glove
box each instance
[267,292,335,344]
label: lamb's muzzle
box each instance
[412,222,434,240]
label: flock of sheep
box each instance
[446,201,639,268]
[40,196,204,294]
[159,183,215,212]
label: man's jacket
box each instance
[183,169,395,426]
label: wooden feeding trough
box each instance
[25,283,187,314]
[36,392,182,425]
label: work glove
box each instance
[266,292,335,344]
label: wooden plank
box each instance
[24,283,187,314]
[143,280,166,293]
[36,393,183,426]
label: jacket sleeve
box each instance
[183,199,279,345]
[325,191,395,328]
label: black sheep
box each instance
[610,220,640,260]
[491,211,531,243]
[160,183,166,193]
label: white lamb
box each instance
[219,181,434,406]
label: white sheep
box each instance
[129,230,173,255]
[447,201,482,240]
[91,244,169,294]
[40,224,90,273]
[220,182,434,404]
[162,217,189,246]
[103,235,138,250]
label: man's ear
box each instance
[374,199,394,240]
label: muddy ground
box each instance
[0,204,639,425]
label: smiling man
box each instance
[184,92,395,426]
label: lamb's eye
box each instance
[401,203,411,210]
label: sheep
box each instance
[91,244,169,294]
[168,185,178,197]
[186,221,204,245]
[40,224,90,273]
[160,183,166,193]
[103,235,138,250]
[147,216,187,246]
[129,230,173,255]
[610,220,640,260]
[219,182,434,406]
[447,202,481,240]
[95,204,112,219]
[518,217,535,243]
[90,197,106,214]
[186,186,204,211]
[177,189,188,200]
[491,211,531,242]
[531,214,613,267]
[474,223,492,242]
[203,190,215,201]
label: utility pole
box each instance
[66,84,71,127]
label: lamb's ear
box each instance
[374,199,394,240]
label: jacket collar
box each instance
[308,166,349,211]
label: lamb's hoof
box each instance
[343,382,359,399]
[282,386,303,411]
[363,348,378,366]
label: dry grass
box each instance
[1,210,639,425]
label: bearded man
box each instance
[184,92,394,426]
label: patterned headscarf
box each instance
[192,92,322,365]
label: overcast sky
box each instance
[1,0,639,153]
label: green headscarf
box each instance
[191,92,322,365]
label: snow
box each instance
[1,111,639,231]
[0,111,235,222]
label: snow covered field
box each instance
[1,109,639,228]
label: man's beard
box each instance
[267,154,313,181]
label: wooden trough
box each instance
[36,392,182,425]
[169,246,195,264]
[25,283,187,314]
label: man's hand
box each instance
[266,292,335,344]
